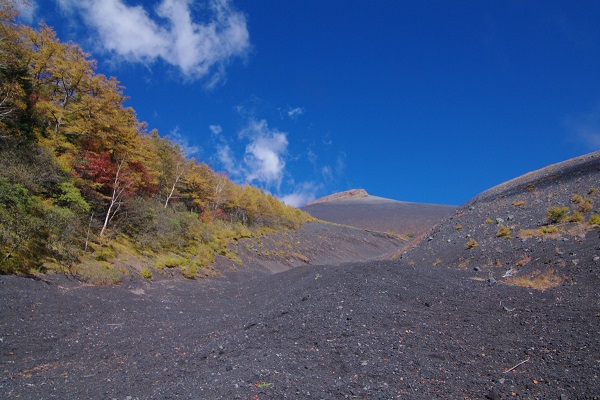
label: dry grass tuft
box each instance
[569,211,584,222]
[465,239,478,249]
[579,199,593,213]
[571,194,584,204]
[496,225,511,238]
[515,254,531,267]
[512,201,525,206]
[506,269,564,290]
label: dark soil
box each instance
[1,261,599,399]
[2,151,600,399]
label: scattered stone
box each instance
[571,259,579,266]
[507,215,514,221]
[593,256,599,263]
[485,389,501,400]
[474,266,481,272]
[496,218,504,224]
[487,277,497,284]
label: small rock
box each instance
[593,256,599,263]
[496,218,504,224]
[488,277,497,284]
[507,215,514,221]
[560,394,570,400]
[485,389,501,400]
[571,259,579,266]
[474,266,481,272]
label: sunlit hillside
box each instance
[0,3,311,281]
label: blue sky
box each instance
[23,0,600,206]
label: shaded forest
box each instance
[0,2,311,281]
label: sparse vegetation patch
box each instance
[506,269,564,290]
[547,206,569,224]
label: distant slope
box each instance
[304,188,369,205]
[213,221,404,278]
[403,150,600,289]
[302,190,456,237]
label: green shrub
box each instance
[155,255,187,269]
[95,246,117,261]
[589,213,600,225]
[547,206,569,224]
[54,182,90,214]
[181,263,199,279]
[140,267,152,280]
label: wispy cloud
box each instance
[565,106,600,150]
[287,107,304,119]
[17,0,38,23]
[209,124,223,136]
[168,126,201,156]
[321,165,333,181]
[57,0,250,85]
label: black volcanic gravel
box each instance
[1,261,599,399]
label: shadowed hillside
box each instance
[302,190,456,238]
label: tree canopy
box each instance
[0,5,311,277]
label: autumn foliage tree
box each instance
[0,7,311,276]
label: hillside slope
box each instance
[302,190,456,237]
[402,150,600,289]
[1,152,600,399]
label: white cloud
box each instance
[280,182,321,208]
[210,119,288,190]
[241,120,288,188]
[287,107,304,119]
[58,0,250,83]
